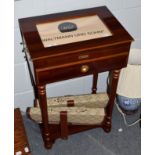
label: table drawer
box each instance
[34,42,130,70]
[36,52,128,84]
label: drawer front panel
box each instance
[34,42,131,71]
[36,53,128,85]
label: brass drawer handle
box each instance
[81,65,89,73]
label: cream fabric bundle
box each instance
[29,107,105,125]
[36,93,109,108]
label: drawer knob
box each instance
[81,65,89,73]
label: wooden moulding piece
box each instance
[67,100,75,107]
[60,111,68,139]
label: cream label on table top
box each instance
[36,15,112,48]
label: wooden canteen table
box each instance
[19,6,133,149]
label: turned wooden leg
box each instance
[34,99,38,107]
[92,72,98,94]
[33,86,39,106]
[38,85,52,149]
[103,70,120,132]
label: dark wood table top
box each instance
[19,6,133,61]
[14,108,31,155]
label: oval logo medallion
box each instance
[58,22,77,33]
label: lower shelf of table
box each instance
[39,120,110,146]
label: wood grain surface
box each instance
[14,108,31,155]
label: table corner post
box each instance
[38,85,52,149]
[103,69,120,132]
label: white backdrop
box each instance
[14,0,141,111]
